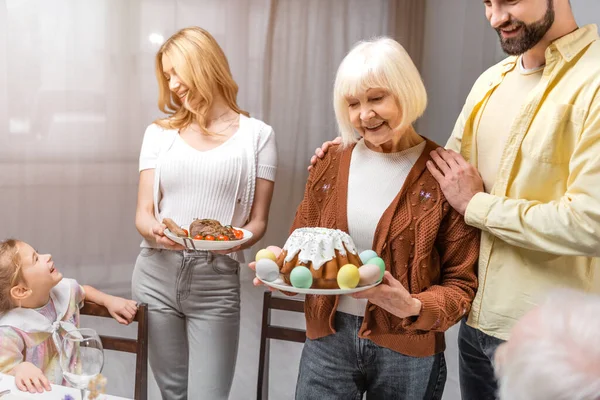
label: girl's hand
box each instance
[149,223,185,250]
[104,296,139,325]
[13,362,52,393]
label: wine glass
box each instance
[59,328,104,400]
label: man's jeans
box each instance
[296,312,446,400]
[458,318,505,400]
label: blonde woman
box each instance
[252,38,478,399]
[132,27,276,399]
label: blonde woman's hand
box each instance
[13,362,52,393]
[104,296,139,325]
[149,222,185,251]
[308,136,342,171]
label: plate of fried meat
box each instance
[163,218,253,251]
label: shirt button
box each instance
[368,305,377,312]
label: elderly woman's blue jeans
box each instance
[296,312,446,400]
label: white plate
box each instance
[165,226,253,251]
[257,276,382,295]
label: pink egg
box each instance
[358,264,382,286]
[266,245,283,258]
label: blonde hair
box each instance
[333,37,427,147]
[154,27,249,134]
[0,239,22,314]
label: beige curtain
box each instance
[388,0,426,69]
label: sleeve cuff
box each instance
[78,284,87,307]
[464,192,495,231]
[139,159,157,172]
[401,292,441,331]
[257,164,277,182]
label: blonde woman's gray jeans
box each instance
[132,248,240,400]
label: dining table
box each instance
[0,374,131,400]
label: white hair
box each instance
[496,289,600,400]
[332,37,427,147]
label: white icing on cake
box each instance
[283,228,358,271]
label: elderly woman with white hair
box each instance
[256,38,480,399]
[494,289,600,400]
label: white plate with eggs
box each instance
[254,247,384,295]
[256,276,382,295]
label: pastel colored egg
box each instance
[255,259,280,282]
[337,264,360,289]
[266,245,283,258]
[255,249,277,262]
[367,257,385,278]
[359,250,378,265]
[290,266,313,289]
[358,264,382,286]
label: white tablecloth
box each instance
[0,374,131,400]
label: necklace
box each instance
[210,115,239,135]
[208,109,230,123]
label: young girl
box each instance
[0,239,138,394]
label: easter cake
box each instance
[255,227,385,290]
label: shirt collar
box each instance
[548,24,599,62]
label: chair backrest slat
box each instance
[269,296,305,313]
[80,301,148,400]
[99,336,138,353]
[266,326,306,343]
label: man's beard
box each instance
[496,0,555,55]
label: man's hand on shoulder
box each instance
[426,148,484,215]
[308,136,342,171]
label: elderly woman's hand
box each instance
[352,271,422,318]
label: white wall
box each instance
[571,0,600,26]
[419,1,502,146]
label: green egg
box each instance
[290,266,313,289]
[367,257,385,279]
